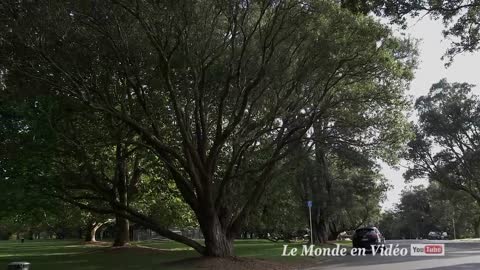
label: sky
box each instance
[380,16,480,210]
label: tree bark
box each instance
[85,221,109,242]
[113,213,130,246]
[84,223,96,242]
[112,144,130,247]
[312,218,329,244]
[329,231,340,241]
[28,230,34,240]
[311,147,333,244]
[328,222,341,241]
[474,216,480,238]
[200,216,234,257]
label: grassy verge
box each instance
[333,240,352,247]
[0,239,319,270]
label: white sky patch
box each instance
[380,16,480,210]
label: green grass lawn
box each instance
[0,239,319,270]
[333,240,352,247]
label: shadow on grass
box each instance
[0,240,317,270]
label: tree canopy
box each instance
[1,0,416,257]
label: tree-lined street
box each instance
[2,0,480,269]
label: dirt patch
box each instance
[84,245,317,269]
[166,256,315,270]
[86,245,171,255]
[83,241,111,246]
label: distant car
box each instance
[428,231,440,240]
[428,231,448,240]
[352,227,385,251]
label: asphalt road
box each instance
[306,240,480,270]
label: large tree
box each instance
[1,0,415,256]
[294,61,413,243]
[0,99,111,241]
[405,79,480,228]
[52,109,146,247]
[297,147,391,243]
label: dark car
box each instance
[352,227,385,251]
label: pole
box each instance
[308,202,313,245]
[452,208,456,240]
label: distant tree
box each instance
[294,65,413,243]
[405,80,480,219]
[428,183,480,238]
[380,183,480,239]
[241,162,306,242]
[298,150,390,243]
[0,99,68,239]
[378,209,399,239]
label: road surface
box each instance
[306,240,480,270]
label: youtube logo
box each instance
[411,244,445,256]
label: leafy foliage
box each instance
[374,0,480,61]
[405,79,480,201]
[1,0,415,256]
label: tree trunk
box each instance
[474,216,480,238]
[312,147,333,244]
[85,221,106,242]
[329,231,340,241]
[99,227,106,241]
[312,218,329,244]
[328,222,341,240]
[113,213,130,246]
[204,229,233,257]
[200,215,234,257]
[305,125,334,245]
[113,144,130,247]
[84,223,96,242]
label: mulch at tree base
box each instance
[83,241,111,246]
[85,245,317,269]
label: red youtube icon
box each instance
[425,245,443,254]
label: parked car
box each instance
[428,231,448,240]
[352,227,385,251]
